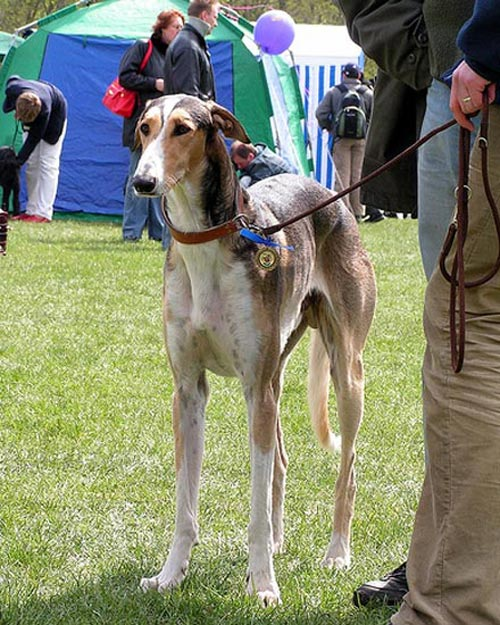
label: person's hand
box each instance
[450,60,496,130]
[155,78,164,93]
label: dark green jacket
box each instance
[338,0,473,214]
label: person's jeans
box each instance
[418,79,479,279]
[122,147,164,241]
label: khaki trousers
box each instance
[393,105,500,625]
[332,137,365,217]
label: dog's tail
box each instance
[308,330,341,453]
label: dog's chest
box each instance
[167,246,261,377]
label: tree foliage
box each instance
[226,0,345,25]
[0,0,344,34]
[0,0,75,33]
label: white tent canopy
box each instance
[291,24,361,66]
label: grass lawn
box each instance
[1,216,427,624]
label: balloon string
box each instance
[227,4,269,9]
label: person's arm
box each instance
[16,109,50,165]
[118,41,158,94]
[17,130,42,166]
[362,87,374,124]
[458,0,500,83]
[315,91,335,132]
[337,0,431,91]
[450,0,500,129]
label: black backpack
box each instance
[334,83,368,139]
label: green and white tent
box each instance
[0,32,23,63]
[0,0,310,216]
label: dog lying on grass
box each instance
[132,95,377,606]
[0,146,20,217]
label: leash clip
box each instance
[234,213,265,237]
[234,213,250,230]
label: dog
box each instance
[132,95,376,606]
[0,146,20,217]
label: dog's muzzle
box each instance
[132,174,158,196]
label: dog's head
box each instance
[0,146,19,168]
[132,95,250,197]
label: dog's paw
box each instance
[322,532,351,570]
[321,554,351,570]
[257,589,282,607]
[140,563,188,594]
[140,575,160,593]
[246,570,281,607]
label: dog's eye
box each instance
[140,123,150,136]
[174,124,190,136]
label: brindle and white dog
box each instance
[132,95,376,606]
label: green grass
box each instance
[1,217,426,624]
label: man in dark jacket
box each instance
[230,141,297,188]
[163,0,219,101]
[3,75,67,223]
[338,0,474,270]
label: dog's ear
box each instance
[206,102,250,142]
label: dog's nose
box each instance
[132,174,157,195]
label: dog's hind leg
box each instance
[245,382,282,606]
[140,369,208,594]
[311,320,366,571]
[271,416,287,555]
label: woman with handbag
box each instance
[118,9,184,243]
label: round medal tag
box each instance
[256,248,279,271]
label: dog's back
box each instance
[0,146,20,216]
[248,173,373,295]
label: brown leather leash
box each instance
[439,93,500,372]
[163,117,457,245]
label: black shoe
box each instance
[353,562,408,607]
[365,213,385,223]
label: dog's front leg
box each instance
[246,387,281,606]
[141,371,208,594]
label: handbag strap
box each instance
[138,39,153,74]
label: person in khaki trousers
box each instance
[391,2,500,623]
[315,63,373,221]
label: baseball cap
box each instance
[343,63,361,79]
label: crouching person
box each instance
[230,140,297,188]
[3,75,67,223]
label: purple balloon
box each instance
[254,10,296,55]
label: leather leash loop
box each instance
[438,92,500,372]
